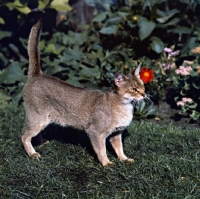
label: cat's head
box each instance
[113,64,146,103]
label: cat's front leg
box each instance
[88,133,114,167]
[109,132,134,163]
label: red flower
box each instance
[140,67,154,84]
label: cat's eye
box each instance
[132,87,138,92]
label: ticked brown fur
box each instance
[21,10,146,166]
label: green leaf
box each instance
[0,89,11,102]
[92,12,108,22]
[16,6,31,14]
[107,16,123,24]
[168,26,191,34]
[188,103,197,109]
[44,43,65,55]
[9,44,20,55]
[183,82,190,90]
[95,0,113,10]
[0,52,8,66]
[50,0,71,11]
[44,63,67,75]
[164,18,179,26]
[146,108,157,116]
[156,9,180,23]
[6,0,31,14]
[180,37,196,56]
[12,85,24,104]
[150,37,164,53]
[190,110,200,120]
[67,76,82,87]
[38,0,50,9]
[137,17,156,41]
[0,30,12,40]
[0,62,26,84]
[79,65,100,80]
[99,25,118,35]
[192,82,199,89]
[117,11,129,18]
[0,17,5,24]
[137,100,146,112]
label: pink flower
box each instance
[186,66,192,72]
[177,97,193,107]
[164,47,172,53]
[175,66,192,75]
[170,50,180,56]
[182,97,193,103]
[177,101,185,106]
[175,69,189,75]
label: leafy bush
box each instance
[146,45,200,121]
[0,0,71,104]
[1,0,200,121]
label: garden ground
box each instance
[0,104,199,199]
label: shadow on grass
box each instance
[31,123,130,159]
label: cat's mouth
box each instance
[132,94,148,103]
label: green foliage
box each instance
[0,104,199,198]
[6,0,31,14]
[0,0,72,105]
[0,61,27,105]
[134,100,157,119]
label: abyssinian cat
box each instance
[21,10,146,166]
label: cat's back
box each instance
[24,73,106,109]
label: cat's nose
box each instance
[142,93,146,98]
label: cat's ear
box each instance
[114,72,127,87]
[131,63,141,79]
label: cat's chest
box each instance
[113,103,133,129]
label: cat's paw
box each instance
[124,158,134,164]
[42,139,49,145]
[30,152,41,159]
[103,161,114,167]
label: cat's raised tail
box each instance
[27,9,43,77]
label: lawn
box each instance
[0,104,199,199]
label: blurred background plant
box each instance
[0,0,200,121]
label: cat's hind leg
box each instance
[109,132,134,163]
[21,116,49,159]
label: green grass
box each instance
[0,104,199,199]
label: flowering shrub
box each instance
[162,47,180,71]
[142,46,180,103]
[173,58,200,120]
[140,44,200,121]
[176,97,198,120]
